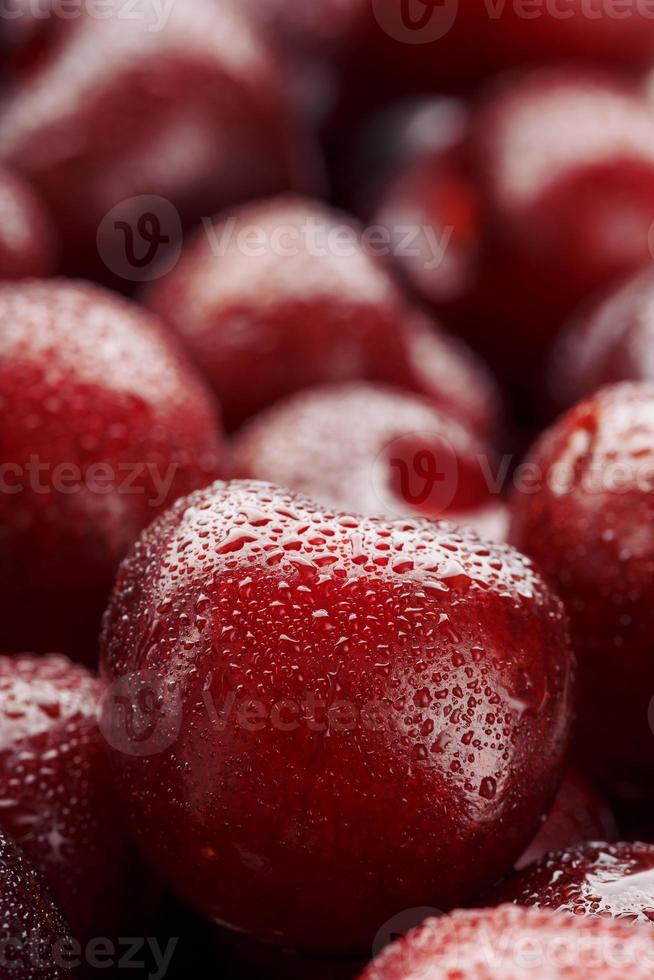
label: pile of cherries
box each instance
[5,2,654,977]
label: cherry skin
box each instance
[101,479,573,955]
[146,195,500,434]
[550,269,654,413]
[497,841,654,925]
[0,654,156,951]
[0,279,225,661]
[516,770,616,871]
[510,382,654,797]
[232,381,507,540]
[0,0,309,281]
[0,166,56,280]
[0,827,73,979]
[359,904,654,980]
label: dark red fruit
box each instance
[359,904,654,980]
[510,382,654,796]
[0,0,309,280]
[0,827,72,979]
[550,269,654,412]
[233,382,507,540]
[498,842,654,924]
[517,770,616,871]
[0,654,155,947]
[0,280,224,660]
[0,166,56,280]
[101,480,573,955]
[146,195,500,433]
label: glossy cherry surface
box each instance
[0,166,56,280]
[101,480,572,955]
[0,280,224,660]
[147,196,500,433]
[359,904,654,980]
[511,382,654,796]
[0,827,72,979]
[233,382,507,539]
[0,654,155,947]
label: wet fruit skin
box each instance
[516,770,616,871]
[0,280,224,661]
[550,269,654,413]
[0,654,156,951]
[496,841,654,924]
[101,479,573,955]
[358,904,654,980]
[0,827,72,980]
[232,381,507,540]
[510,382,654,797]
[146,195,501,434]
[0,0,308,281]
[0,166,56,280]
[372,71,654,389]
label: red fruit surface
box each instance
[0,0,308,280]
[0,654,154,946]
[0,166,56,280]
[100,479,573,955]
[498,841,654,924]
[147,195,500,433]
[359,904,654,980]
[0,828,72,979]
[0,280,224,660]
[510,382,654,796]
[550,269,654,412]
[516,770,616,871]
[233,382,507,540]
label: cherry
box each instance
[497,842,654,924]
[0,166,56,280]
[510,382,654,797]
[0,0,310,281]
[101,479,573,955]
[0,654,156,949]
[146,195,500,433]
[232,381,507,539]
[0,279,224,661]
[359,904,654,980]
[550,269,654,412]
[0,828,73,979]
[516,770,616,871]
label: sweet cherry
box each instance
[0,166,56,280]
[101,480,573,955]
[510,382,654,796]
[0,280,224,660]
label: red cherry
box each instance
[516,770,617,871]
[359,904,654,980]
[0,280,225,661]
[146,195,500,433]
[0,0,310,281]
[550,269,654,412]
[0,166,56,280]
[101,480,573,955]
[510,382,654,796]
[0,828,73,979]
[0,654,155,947]
[498,841,654,924]
[232,382,507,539]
